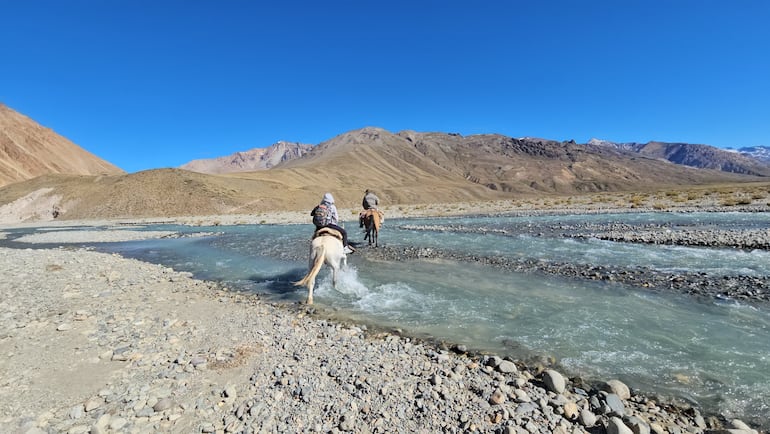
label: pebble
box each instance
[543,369,566,394]
[0,233,764,433]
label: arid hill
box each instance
[0,104,124,187]
[274,127,759,194]
[1,121,767,223]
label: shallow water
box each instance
[3,212,769,427]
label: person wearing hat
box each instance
[312,192,354,253]
[360,189,380,228]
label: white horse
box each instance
[294,228,347,304]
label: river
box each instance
[3,211,769,427]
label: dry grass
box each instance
[2,169,770,224]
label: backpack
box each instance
[312,203,329,227]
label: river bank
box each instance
[1,223,766,433]
[0,244,761,434]
[1,196,768,433]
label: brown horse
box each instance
[362,209,382,247]
[294,227,347,304]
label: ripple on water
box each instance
[57,216,770,428]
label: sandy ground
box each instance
[2,189,769,230]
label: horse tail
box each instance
[294,244,326,288]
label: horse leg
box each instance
[295,243,326,305]
[307,247,316,303]
[331,263,338,289]
[366,221,373,246]
[307,280,315,304]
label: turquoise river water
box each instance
[3,211,769,427]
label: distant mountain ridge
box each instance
[274,127,762,197]
[2,105,769,222]
[189,134,770,179]
[0,104,124,187]
[180,141,312,174]
[732,146,770,163]
[588,139,770,176]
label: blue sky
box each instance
[2,1,769,173]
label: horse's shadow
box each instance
[247,268,308,301]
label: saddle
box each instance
[361,209,384,221]
[313,226,343,241]
[361,209,384,228]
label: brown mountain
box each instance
[1,124,766,223]
[635,141,770,176]
[588,139,770,176]
[0,103,124,187]
[275,127,758,195]
[180,141,312,174]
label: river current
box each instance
[4,211,769,427]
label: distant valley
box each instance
[1,103,769,222]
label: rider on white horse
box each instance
[312,192,354,254]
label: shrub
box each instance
[720,198,738,206]
[686,192,703,201]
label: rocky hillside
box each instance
[278,128,758,195]
[588,139,770,176]
[180,141,312,174]
[0,104,124,187]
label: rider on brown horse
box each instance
[359,189,380,228]
[359,190,384,246]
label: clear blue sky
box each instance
[2,1,769,173]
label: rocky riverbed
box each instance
[385,218,770,305]
[1,229,765,434]
[2,201,769,433]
